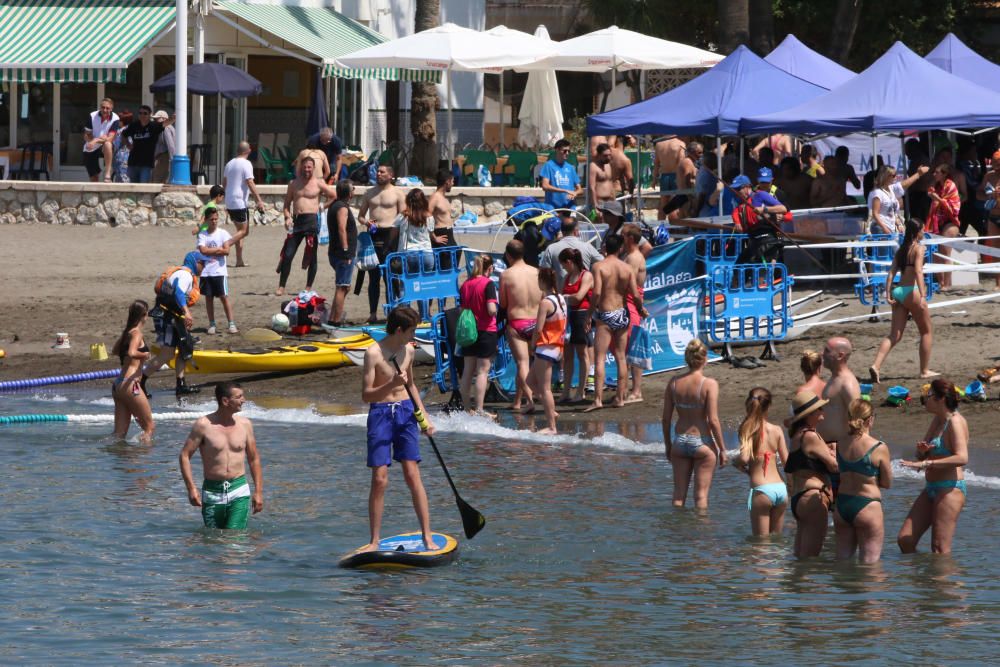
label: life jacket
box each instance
[731,202,760,233]
[154,266,200,307]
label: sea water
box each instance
[3,390,1000,664]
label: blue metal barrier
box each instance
[707,263,791,357]
[383,246,465,318]
[854,234,939,306]
[429,311,514,401]
[694,233,747,282]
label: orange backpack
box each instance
[154,266,200,307]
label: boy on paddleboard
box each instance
[360,305,436,552]
[179,382,264,529]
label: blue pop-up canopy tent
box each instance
[586,45,826,137]
[925,32,1000,93]
[764,34,855,89]
[743,41,1000,133]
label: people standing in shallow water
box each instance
[527,268,567,435]
[661,339,726,509]
[111,300,153,443]
[869,218,938,384]
[834,399,892,564]
[735,388,788,536]
[898,379,968,555]
[784,391,838,558]
[796,349,825,397]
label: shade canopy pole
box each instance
[170,0,191,185]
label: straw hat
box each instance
[788,390,829,426]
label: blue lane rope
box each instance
[0,369,120,392]
[0,412,204,426]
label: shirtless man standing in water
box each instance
[588,143,616,210]
[499,239,542,412]
[179,382,263,530]
[820,337,862,447]
[277,157,337,295]
[358,165,406,322]
[653,135,686,220]
[588,234,646,411]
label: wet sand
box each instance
[1,222,999,445]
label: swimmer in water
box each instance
[897,379,968,555]
[111,300,153,443]
[734,388,788,536]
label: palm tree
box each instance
[749,0,775,54]
[410,0,440,178]
[717,0,749,53]
[827,0,862,65]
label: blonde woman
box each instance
[867,165,929,234]
[661,339,726,509]
[834,399,892,563]
[796,349,825,397]
[735,388,789,536]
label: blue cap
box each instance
[757,166,774,183]
[183,251,208,273]
[541,216,562,242]
[732,174,752,188]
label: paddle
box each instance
[391,358,486,539]
[243,327,283,343]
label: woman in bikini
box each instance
[897,379,968,554]
[869,218,938,383]
[558,248,594,405]
[527,268,568,434]
[784,391,838,558]
[112,299,154,443]
[661,339,726,509]
[926,164,962,288]
[735,388,789,536]
[796,349,825,397]
[834,399,892,564]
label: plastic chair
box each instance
[10,142,53,180]
[189,143,211,185]
[502,151,538,186]
[628,150,655,190]
[277,145,297,179]
[258,146,289,184]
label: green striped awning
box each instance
[0,1,175,83]
[215,2,441,83]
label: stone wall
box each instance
[0,181,570,227]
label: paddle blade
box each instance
[457,495,486,539]
[243,327,283,343]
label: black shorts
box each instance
[83,150,103,177]
[227,208,249,224]
[200,275,229,297]
[569,310,594,346]
[462,330,498,359]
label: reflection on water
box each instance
[3,392,1000,663]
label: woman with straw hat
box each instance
[784,390,838,558]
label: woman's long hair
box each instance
[800,349,821,381]
[403,189,430,227]
[738,387,772,463]
[558,247,584,272]
[114,300,148,364]
[469,253,494,278]
[893,218,922,271]
[847,398,874,435]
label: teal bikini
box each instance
[890,254,919,303]
[923,418,967,500]
[835,441,885,525]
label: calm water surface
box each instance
[2,390,1000,664]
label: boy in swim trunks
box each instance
[360,305,436,552]
[179,382,263,530]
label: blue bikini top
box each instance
[927,418,952,458]
[837,441,885,478]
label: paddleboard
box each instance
[338,532,459,570]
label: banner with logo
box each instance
[644,238,697,290]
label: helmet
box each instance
[655,223,670,246]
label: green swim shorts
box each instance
[201,475,251,530]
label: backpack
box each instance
[455,308,478,348]
[154,266,200,307]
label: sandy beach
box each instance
[1,222,998,444]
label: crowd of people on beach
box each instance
[661,336,968,563]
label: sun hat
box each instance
[597,200,624,217]
[788,390,829,426]
[732,174,752,189]
[758,166,774,183]
[152,110,168,120]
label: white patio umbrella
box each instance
[517,25,564,147]
[332,22,557,158]
[525,25,722,72]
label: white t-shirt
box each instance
[84,110,119,153]
[223,157,255,210]
[197,228,232,277]
[396,215,436,252]
[867,182,904,232]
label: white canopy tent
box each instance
[332,22,557,158]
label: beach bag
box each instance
[317,210,329,245]
[455,308,478,348]
[477,164,492,187]
[356,231,379,271]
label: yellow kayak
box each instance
[158,334,372,374]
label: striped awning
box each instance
[0,0,175,83]
[215,2,441,83]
